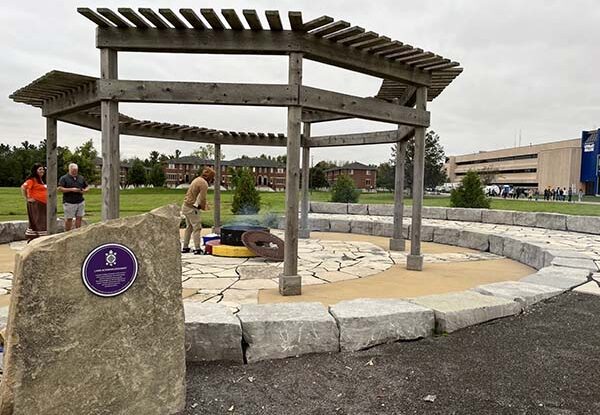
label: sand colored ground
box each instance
[0,244,15,273]
[259,232,535,306]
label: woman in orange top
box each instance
[21,163,48,241]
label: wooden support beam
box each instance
[97,8,132,28]
[77,8,114,27]
[288,11,304,31]
[300,86,430,126]
[158,9,188,29]
[302,15,333,31]
[100,49,120,221]
[96,29,432,86]
[213,144,222,232]
[301,109,351,123]
[118,8,150,28]
[407,86,428,271]
[201,9,225,30]
[97,80,298,106]
[306,127,414,147]
[281,52,303,296]
[299,123,311,239]
[179,9,206,29]
[242,10,263,30]
[42,82,100,117]
[46,117,58,234]
[309,20,350,37]
[138,8,170,29]
[389,137,407,251]
[221,9,245,30]
[265,10,283,31]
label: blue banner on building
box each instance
[580,129,599,195]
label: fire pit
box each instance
[220,224,269,246]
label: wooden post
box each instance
[213,143,222,233]
[280,52,303,296]
[389,136,407,251]
[46,117,58,234]
[299,122,311,239]
[407,86,428,270]
[100,48,120,221]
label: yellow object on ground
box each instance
[212,244,256,258]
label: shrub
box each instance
[231,168,261,215]
[330,174,360,203]
[147,164,166,187]
[450,170,491,208]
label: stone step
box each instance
[472,281,564,308]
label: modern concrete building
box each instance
[445,134,596,193]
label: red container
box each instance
[204,239,221,255]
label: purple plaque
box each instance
[81,243,138,297]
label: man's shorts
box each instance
[64,202,85,219]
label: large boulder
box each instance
[520,242,546,270]
[0,206,186,415]
[488,234,505,256]
[535,213,567,231]
[329,219,351,233]
[350,220,374,235]
[184,303,243,363]
[566,215,600,235]
[309,218,330,232]
[372,221,394,237]
[310,202,347,214]
[502,237,524,261]
[472,281,564,308]
[329,299,434,352]
[411,291,522,333]
[446,208,483,222]
[237,302,339,362]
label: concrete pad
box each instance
[184,303,243,363]
[472,281,564,308]
[411,291,522,334]
[520,266,591,290]
[259,259,534,307]
[238,302,339,362]
[329,299,434,352]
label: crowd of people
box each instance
[542,186,584,203]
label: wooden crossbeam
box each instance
[179,9,206,29]
[340,31,378,46]
[97,80,298,106]
[97,8,132,28]
[222,9,245,30]
[424,61,461,71]
[301,109,351,123]
[306,127,414,147]
[324,26,364,41]
[300,86,430,126]
[242,10,263,30]
[138,8,170,29]
[201,9,225,30]
[96,29,432,86]
[118,8,150,28]
[159,9,188,29]
[42,83,100,117]
[353,36,391,50]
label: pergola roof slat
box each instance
[77,8,114,28]
[352,35,391,50]
[424,61,461,71]
[309,20,350,37]
[222,9,245,30]
[302,15,333,31]
[242,10,263,30]
[388,48,423,60]
[201,9,225,30]
[97,8,133,28]
[117,8,150,28]
[324,26,364,41]
[158,9,188,29]
[179,9,206,29]
[138,8,170,29]
[340,31,378,46]
[265,10,283,31]
[288,11,304,31]
[403,52,435,65]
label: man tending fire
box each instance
[181,167,215,255]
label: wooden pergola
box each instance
[10,7,462,295]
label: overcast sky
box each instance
[1,1,599,164]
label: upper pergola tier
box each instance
[78,7,462,97]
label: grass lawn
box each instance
[1,187,599,225]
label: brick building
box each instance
[162,156,287,190]
[325,162,377,190]
[94,157,130,187]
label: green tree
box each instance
[127,159,147,187]
[309,166,329,189]
[147,163,166,187]
[191,144,224,160]
[391,130,447,194]
[376,162,395,191]
[450,170,491,208]
[330,174,360,203]
[63,139,99,184]
[231,168,261,215]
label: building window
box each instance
[366,170,371,176]
[277,168,284,173]
[168,163,175,169]
[366,179,371,186]
[349,169,354,174]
